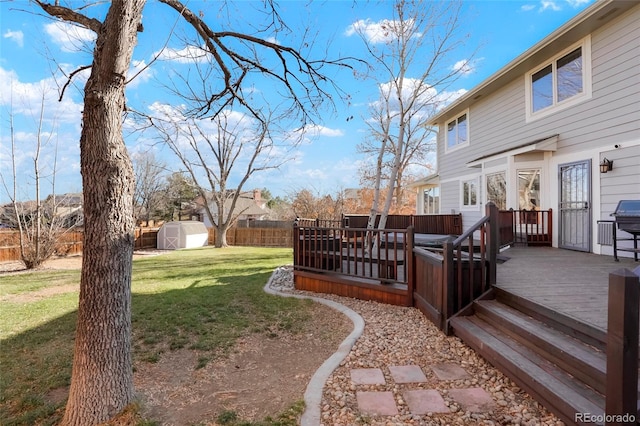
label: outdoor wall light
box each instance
[599,158,613,173]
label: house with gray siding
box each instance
[419,0,639,258]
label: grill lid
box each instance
[612,200,640,217]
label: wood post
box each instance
[486,202,498,285]
[606,268,639,424]
[406,226,415,307]
[442,239,455,333]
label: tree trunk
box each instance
[215,224,229,247]
[378,108,406,232]
[62,1,145,424]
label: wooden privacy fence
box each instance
[0,227,294,262]
[135,228,159,249]
[0,230,83,262]
[344,213,462,235]
[208,227,293,247]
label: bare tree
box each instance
[152,108,289,247]
[31,1,356,423]
[132,151,167,223]
[289,187,351,222]
[351,0,472,232]
[0,90,76,269]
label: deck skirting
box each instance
[294,270,411,306]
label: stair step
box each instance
[450,315,604,425]
[495,287,606,350]
[475,299,605,394]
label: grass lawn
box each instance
[0,246,311,425]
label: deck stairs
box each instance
[450,288,620,426]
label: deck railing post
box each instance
[486,202,498,285]
[293,224,299,269]
[547,208,553,245]
[442,240,455,333]
[605,268,639,424]
[406,226,415,307]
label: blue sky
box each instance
[0,0,593,204]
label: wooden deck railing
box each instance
[413,203,499,333]
[293,208,499,331]
[499,209,552,247]
[293,225,413,286]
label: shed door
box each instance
[559,160,591,252]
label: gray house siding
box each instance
[433,2,639,257]
[598,145,640,257]
[438,5,639,173]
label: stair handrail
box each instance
[441,202,498,331]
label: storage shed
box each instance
[157,221,209,250]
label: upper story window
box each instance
[445,111,469,152]
[526,36,592,122]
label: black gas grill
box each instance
[611,200,640,261]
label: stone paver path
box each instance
[351,364,496,417]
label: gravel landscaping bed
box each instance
[269,266,564,426]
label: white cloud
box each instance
[375,78,438,111]
[305,168,328,180]
[284,123,344,144]
[435,88,467,110]
[452,59,475,76]
[303,124,344,138]
[0,66,83,125]
[566,0,591,7]
[345,18,420,44]
[154,45,209,64]
[3,30,24,47]
[525,0,590,13]
[540,1,561,11]
[127,59,154,88]
[44,22,96,53]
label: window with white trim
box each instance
[526,37,591,121]
[486,172,506,210]
[445,111,469,152]
[422,187,440,214]
[461,178,478,209]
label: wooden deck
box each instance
[495,246,639,332]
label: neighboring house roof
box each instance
[427,0,635,126]
[200,191,269,218]
[45,193,83,207]
[226,196,269,216]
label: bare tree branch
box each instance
[33,0,103,33]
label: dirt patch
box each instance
[0,251,167,302]
[44,301,351,425]
[1,284,80,303]
[134,302,351,424]
[7,254,353,424]
[0,250,166,275]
